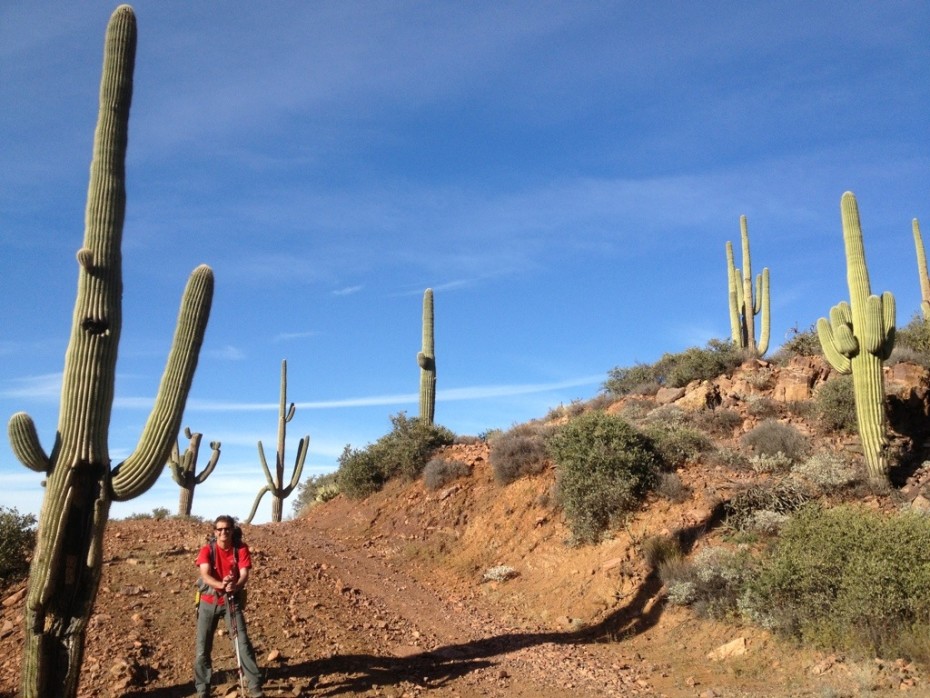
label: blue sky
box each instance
[1,2,927,524]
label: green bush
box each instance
[335,413,455,499]
[336,445,386,500]
[661,545,755,619]
[0,507,37,584]
[896,313,930,357]
[489,422,552,485]
[654,339,745,388]
[547,412,661,544]
[814,375,857,433]
[724,479,810,532]
[773,325,822,360]
[604,340,744,396]
[377,413,455,481]
[743,505,930,661]
[602,363,661,397]
[741,419,809,462]
[643,423,713,469]
[422,456,470,491]
[292,471,340,516]
[792,451,864,492]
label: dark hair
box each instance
[213,515,243,545]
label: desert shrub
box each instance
[743,505,930,661]
[714,446,750,470]
[896,313,930,357]
[604,340,744,396]
[422,456,470,491]
[336,445,385,499]
[489,422,552,485]
[814,375,857,433]
[656,471,690,503]
[375,413,456,481]
[888,345,930,368]
[641,534,682,569]
[546,400,588,421]
[603,363,661,397]
[336,413,455,498]
[792,451,864,492]
[292,471,340,516]
[693,407,743,436]
[661,545,755,619]
[643,423,713,469]
[748,451,794,474]
[745,395,779,419]
[724,479,811,532]
[654,339,745,388]
[773,325,822,360]
[0,507,36,584]
[617,397,657,422]
[124,508,171,521]
[741,419,809,462]
[745,367,775,390]
[547,412,661,544]
[642,404,689,426]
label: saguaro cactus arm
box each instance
[914,219,930,318]
[8,413,52,473]
[111,265,212,501]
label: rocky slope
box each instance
[2,356,930,697]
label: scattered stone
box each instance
[707,637,747,661]
[2,589,25,608]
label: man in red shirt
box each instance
[194,515,263,697]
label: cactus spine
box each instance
[6,7,213,696]
[912,218,930,318]
[245,360,309,523]
[417,288,436,424]
[168,427,221,517]
[817,192,895,483]
[725,216,770,356]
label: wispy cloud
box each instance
[0,373,61,400]
[207,345,247,360]
[181,375,604,412]
[273,331,318,342]
[332,285,363,296]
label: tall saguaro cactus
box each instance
[817,192,895,483]
[726,215,770,356]
[912,218,930,318]
[245,360,309,523]
[168,427,221,517]
[417,288,436,424]
[6,7,213,697]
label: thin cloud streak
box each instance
[181,375,604,412]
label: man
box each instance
[194,515,263,698]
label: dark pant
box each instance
[194,597,262,697]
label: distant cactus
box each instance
[245,360,309,523]
[912,218,930,318]
[6,7,213,697]
[726,216,770,356]
[168,427,221,517]
[417,288,436,424]
[817,192,895,483]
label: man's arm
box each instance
[233,566,250,592]
[199,561,226,592]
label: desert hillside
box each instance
[2,355,930,697]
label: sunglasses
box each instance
[214,527,232,533]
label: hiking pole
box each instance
[225,586,247,697]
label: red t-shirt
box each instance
[196,542,252,605]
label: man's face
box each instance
[214,522,233,546]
